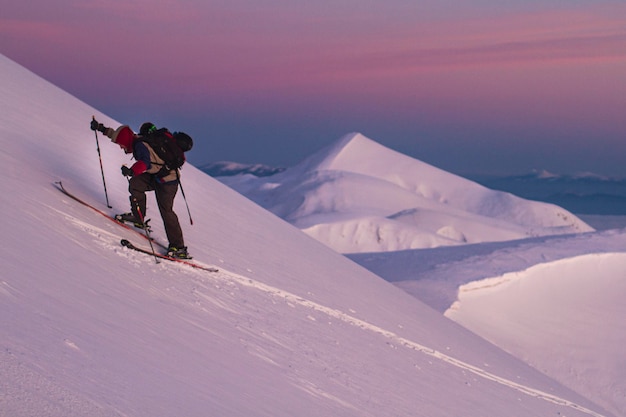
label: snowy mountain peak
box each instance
[297,132,451,191]
[220,133,593,253]
[283,131,370,175]
[312,132,381,170]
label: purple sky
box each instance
[2,0,626,175]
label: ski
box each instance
[120,239,218,272]
[54,181,167,250]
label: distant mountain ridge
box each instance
[200,161,285,177]
[469,171,626,215]
[206,160,626,216]
[217,133,593,253]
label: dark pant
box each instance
[128,173,184,248]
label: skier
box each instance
[90,119,190,259]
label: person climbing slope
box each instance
[90,119,191,259]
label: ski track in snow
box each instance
[221,272,606,417]
[61,207,607,417]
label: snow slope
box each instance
[447,252,626,416]
[0,54,616,417]
[218,132,593,253]
[350,230,626,416]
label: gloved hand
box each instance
[90,119,106,133]
[121,165,134,177]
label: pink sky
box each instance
[1,0,625,174]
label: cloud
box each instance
[0,19,71,39]
[347,33,626,75]
[156,4,626,97]
[77,0,198,22]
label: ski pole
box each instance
[133,197,160,264]
[92,116,112,208]
[176,170,193,225]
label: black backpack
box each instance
[140,128,193,177]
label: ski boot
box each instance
[167,245,192,259]
[115,212,151,231]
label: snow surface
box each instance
[0,53,623,417]
[350,231,626,416]
[446,252,626,416]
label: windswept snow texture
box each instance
[219,132,593,254]
[0,53,621,417]
[447,253,626,417]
